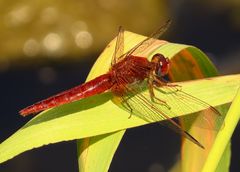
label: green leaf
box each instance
[0,31,238,172]
[203,87,240,172]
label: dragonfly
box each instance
[19,20,221,148]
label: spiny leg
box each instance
[121,97,134,119]
[147,77,171,110]
[153,75,181,88]
[153,76,182,94]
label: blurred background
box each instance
[0,0,239,171]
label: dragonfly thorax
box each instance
[110,56,153,96]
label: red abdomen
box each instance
[19,74,114,116]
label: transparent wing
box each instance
[111,26,125,65]
[113,79,224,148]
[111,20,171,65]
[153,85,224,130]
[126,20,171,57]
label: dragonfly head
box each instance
[151,53,170,77]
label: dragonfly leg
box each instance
[148,78,171,109]
[126,102,133,119]
[154,76,181,88]
[153,77,182,95]
[121,97,133,118]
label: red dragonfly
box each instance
[20,20,221,148]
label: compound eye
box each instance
[160,57,170,76]
[151,53,170,76]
